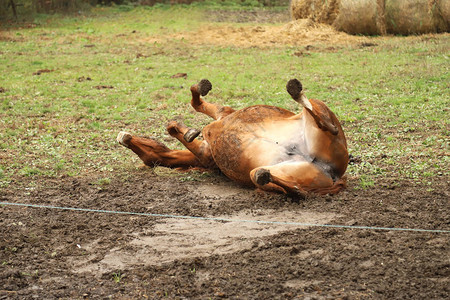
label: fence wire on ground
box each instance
[1,201,449,234]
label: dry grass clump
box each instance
[167,19,368,48]
[290,0,449,35]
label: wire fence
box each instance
[1,201,449,234]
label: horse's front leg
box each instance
[117,131,204,169]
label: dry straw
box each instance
[290,0,449,35]
[290,0,340,24]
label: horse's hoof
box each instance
[117,131,132,148]
[184,128,201,143]
[255,168,272,186]
[198,79,212,96]
[286,78,303,100]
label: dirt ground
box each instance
[1,9,449,300]
[1,170,449,299]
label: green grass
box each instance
[0,5,449,190]
[112,271,123,284]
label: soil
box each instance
[1,169,449,299]
[1,8,449,300]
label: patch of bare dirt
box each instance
[32,69,53,76]
[71,209,336,274]
[0,172,449,299]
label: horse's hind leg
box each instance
[190,79,235,120]
[250,162,345,196]
[117,131,204,169]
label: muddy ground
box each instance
[1,169,449,299]
[1,8,449,300]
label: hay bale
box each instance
[332,0,386,35]
[429,0,450,32]
[385,0,447,34]
[290,0,339,25]
[438,0,450,30]
[290,0,449,35]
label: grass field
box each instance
[0,5,449,189]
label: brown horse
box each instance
[117,78,349,196]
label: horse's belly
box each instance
[206,120,308,184]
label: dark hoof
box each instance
[198,79,212,96]
[255,168,271,186]
[184,128,201,143]
[290,187,307,199]
[286,79,303,100]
